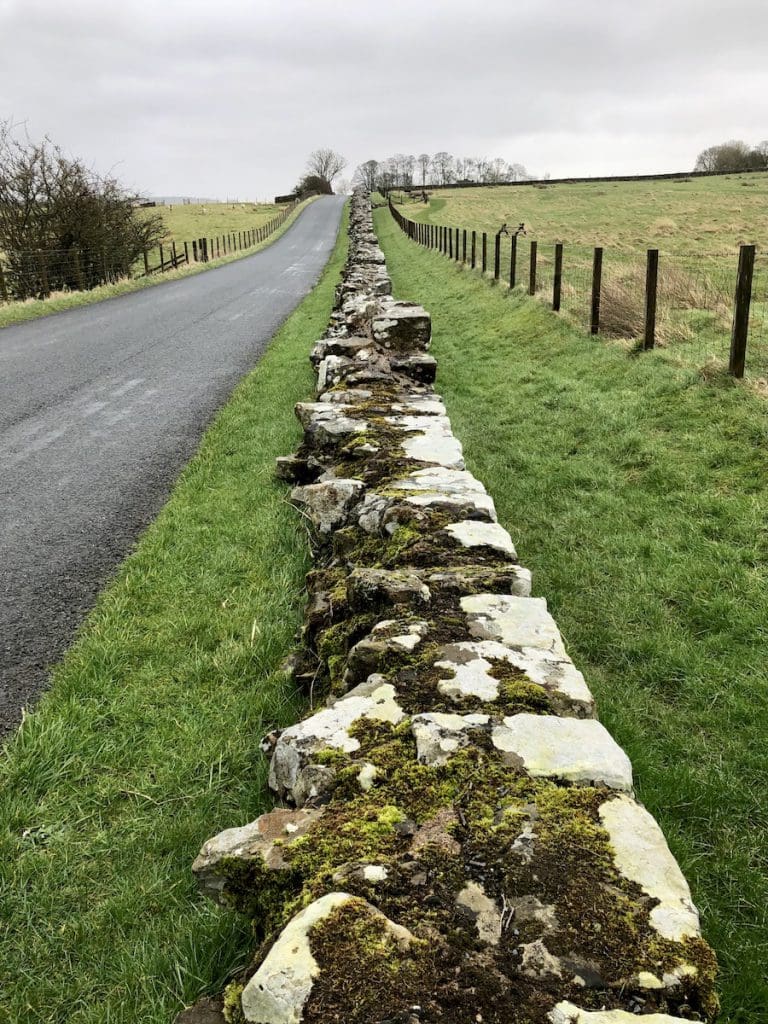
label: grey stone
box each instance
[461,594,568,657]
[547,1004,694,1024]
[240,893,414,1024]
[491,714,633,791]
[192,807,324,905]
[598,795,701,942]
[290,478,364,534]
[411,711,489,766]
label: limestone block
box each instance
[411,711,489,766]
[491,714,633,791]
[390,353,438,383]
[347,567,431,613]
[295,402,367,445]
[372,301,431,352]
[461,594,568,657]
[548,1004,694,1024]
[393,415,465,470]
[269,682,406,803]
[599,795,701,941]
[346,619,428,683]
[444,520,517,559]
[434,640,594,716]
[390,467,497,520]
[240,893,414,1024]
[290,478,364,534]
[192,807,324,905]
[424,565,533,599]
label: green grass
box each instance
[375,206,768,1023]
[0,198,317,332]
[394,182,768,379]
[139,201,292,247]
[401,173,768,254]
[0,203,348,1024]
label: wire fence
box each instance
[0,198,300,306]
[388,198,767,382]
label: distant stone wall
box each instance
[188,189,718,1024]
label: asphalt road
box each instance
[0,195,346,737]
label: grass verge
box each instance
[0,197,318,332]
[0,203,348,1024]
[374,206,768,1024]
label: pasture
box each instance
[139,200,291,246]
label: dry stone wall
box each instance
[189,190,718,1024]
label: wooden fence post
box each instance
[509,236,517,288]
[528,241,537,295]
[193,240,198,262]
[462,229,467,263]
[454,228,459,262]
[553,243,563,311]
[39,252,50,296]
[482,233,487,275]
[73,248,85,289]
[729,243,756,378]
[449,228,453,259]
[171,241,178,269]
[590,247,603,335]
[143,249,149,276]
[643,249,659,350]
[159,244,165,272]
[494,233,501,280]
[471,231,477,269]
[184,241,189,264]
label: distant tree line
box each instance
[354,153,532,192]
[694,139,768,174]
[0,119,164,299]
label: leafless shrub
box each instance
[0,119,164,299]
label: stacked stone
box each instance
[190,191,718,1024]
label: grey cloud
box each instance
[1,0,766,198]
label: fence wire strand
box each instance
[388,196,766,383]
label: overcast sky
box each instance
[1,0,766,200]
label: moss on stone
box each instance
[221,982,246,1024]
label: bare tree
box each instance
[431,152,454,186]
[354,159,379,191]
[0,119,164,299]
[417,153,430,187]
[305,148,347,191]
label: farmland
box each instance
[393,174,768,378]
[138,200,292,246]
[397,172,768,255]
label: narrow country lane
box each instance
[0,195,346,736]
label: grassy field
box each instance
[0,205,348,1024]
[397,172,768,254]
[0,198,316,332]
[393,177,768,378]
[374,206,768,1023]
[139,200,291,247]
